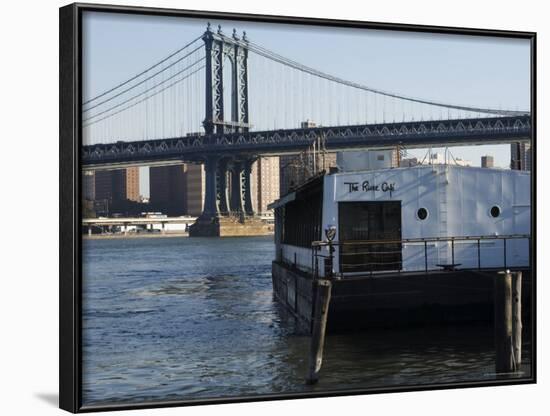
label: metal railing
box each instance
[311,234,531,279]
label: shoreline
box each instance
[83,232,275,240]
[83,232,189,240]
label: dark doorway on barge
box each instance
[338,201,402,273]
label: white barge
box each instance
[270,160,531,331]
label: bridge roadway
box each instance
[82,115,531,169]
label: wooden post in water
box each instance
[306,278,332,384]
[306,233,335,385]
[512,271,523,368]
[495,270,514,373]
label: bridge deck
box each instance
[82,116,531,168]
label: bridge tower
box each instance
[190,25,267,236]
[203,23,250,135]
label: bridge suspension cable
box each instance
[82,34,203,106]
[83,29,529,145]
[82,57,205,124]
[82,64,205,128]
[82,35,206,144]
[244,39,528,117]
[83,44,204,113]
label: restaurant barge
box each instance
[269,162,531,333]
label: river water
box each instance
[82,236,531,406]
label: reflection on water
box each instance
[82,236,531,406]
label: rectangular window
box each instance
[338,201,402,272]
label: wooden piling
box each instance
[512,271,522,368]
[494,270,515,373]
[306,278,332,384]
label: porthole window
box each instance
[490,205,501,218]
[417,207,428,220]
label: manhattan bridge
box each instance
[82,24,531,220]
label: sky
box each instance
[82,11,531,197]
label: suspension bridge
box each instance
[81,23,531,225]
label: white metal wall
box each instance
[321,165,530,272]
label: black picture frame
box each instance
[60,2,537,413]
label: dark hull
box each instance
[272,261,532,333]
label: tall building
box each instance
[94,168,140,202]
[511,142,532,171]
[82,171,95,201]
[148,164,205,216]
[149,165,187,216]
[185,164,205,216]
[251,157,280,215]
[481,155,494,168]
[125,167,140,202]
[94,170,113,201]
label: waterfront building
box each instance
[93,171,111,202]
[149,164,205,216]
[481,155,494,168]
[269,162,531,331]
[82,170,95,201]
[125,167,140,202]
[149,165,187,216]
[250,157,280,215]
[94,168,140,202]
[185,164,205,216]
[511,142,532,171]
[273,164,529,275]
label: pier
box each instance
[82,214,274,237]
[82,216,196,236]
